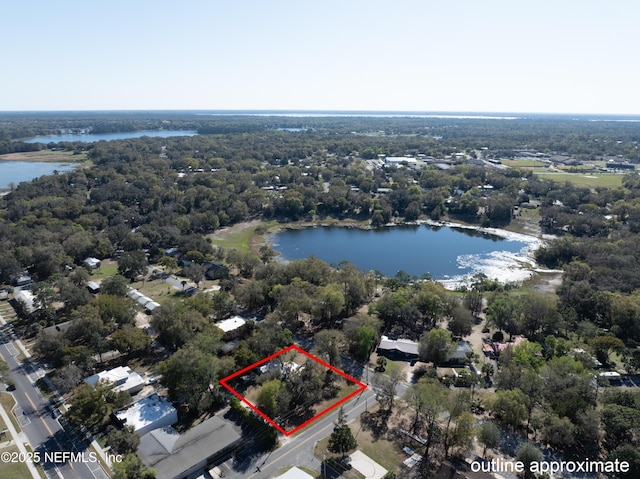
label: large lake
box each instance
[2,130,197,187]
[271,224,540,286]
[24,130,198,143]
[0,161,77,189]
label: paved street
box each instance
[0,318,109,479]
[219,385,378,479]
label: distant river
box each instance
[24,130,198,143]
[271,224,540,287]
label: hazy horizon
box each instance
[3,109,640,119]
[2,1,639,115]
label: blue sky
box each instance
[2,0,639,114]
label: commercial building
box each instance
[114,394,177,436]
[138,415,242,479]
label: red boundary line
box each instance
[219,344,367,436]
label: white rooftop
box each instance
[348,450,388,479]
[116,394,177,436]
[84,257,101,268]
[385,156,417,163]
[85,366,144,394]
[13,289,37,314]
[273,466,314,479]
[215,316,246,333]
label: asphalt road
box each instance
[218,385,378,479]
[0,322,108,479]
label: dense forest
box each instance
[2,113,640,478]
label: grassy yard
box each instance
[376,357,409,381]
[0,393,20,432]
[315,409,401,477]
[132,277,180,301]
[0,444,35,479]
[88,260,119,280]
[504,207,542,236]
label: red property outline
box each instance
[219,344,367,436]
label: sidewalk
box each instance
[0,393,41,479]
[1,311,112,475]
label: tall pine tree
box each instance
[328,406,357,457]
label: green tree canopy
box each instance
[256,379,282,419]
[328,407,357,457]
[419,328,455,367]
[159,345,220,414]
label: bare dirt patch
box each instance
[207,219,262,241]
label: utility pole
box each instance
[323,452,326,479]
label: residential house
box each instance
[127,288,161,314]
[204,261,229,280]
[483,336,526,359]
[84,366,144,395]
[377,336,419,360]
[215,316,247,341]
[13,272,32,286]
[83,257,101,269]
[447,341,473,366]
[12,289,38,316]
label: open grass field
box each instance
[501,159,548,168]
[0,149,88,163]
[207,220,275,253]
[532,171,624,188]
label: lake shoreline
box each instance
[259,217,560,290]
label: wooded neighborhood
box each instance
[0,112,639,479]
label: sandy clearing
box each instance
[206,219,262,240]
